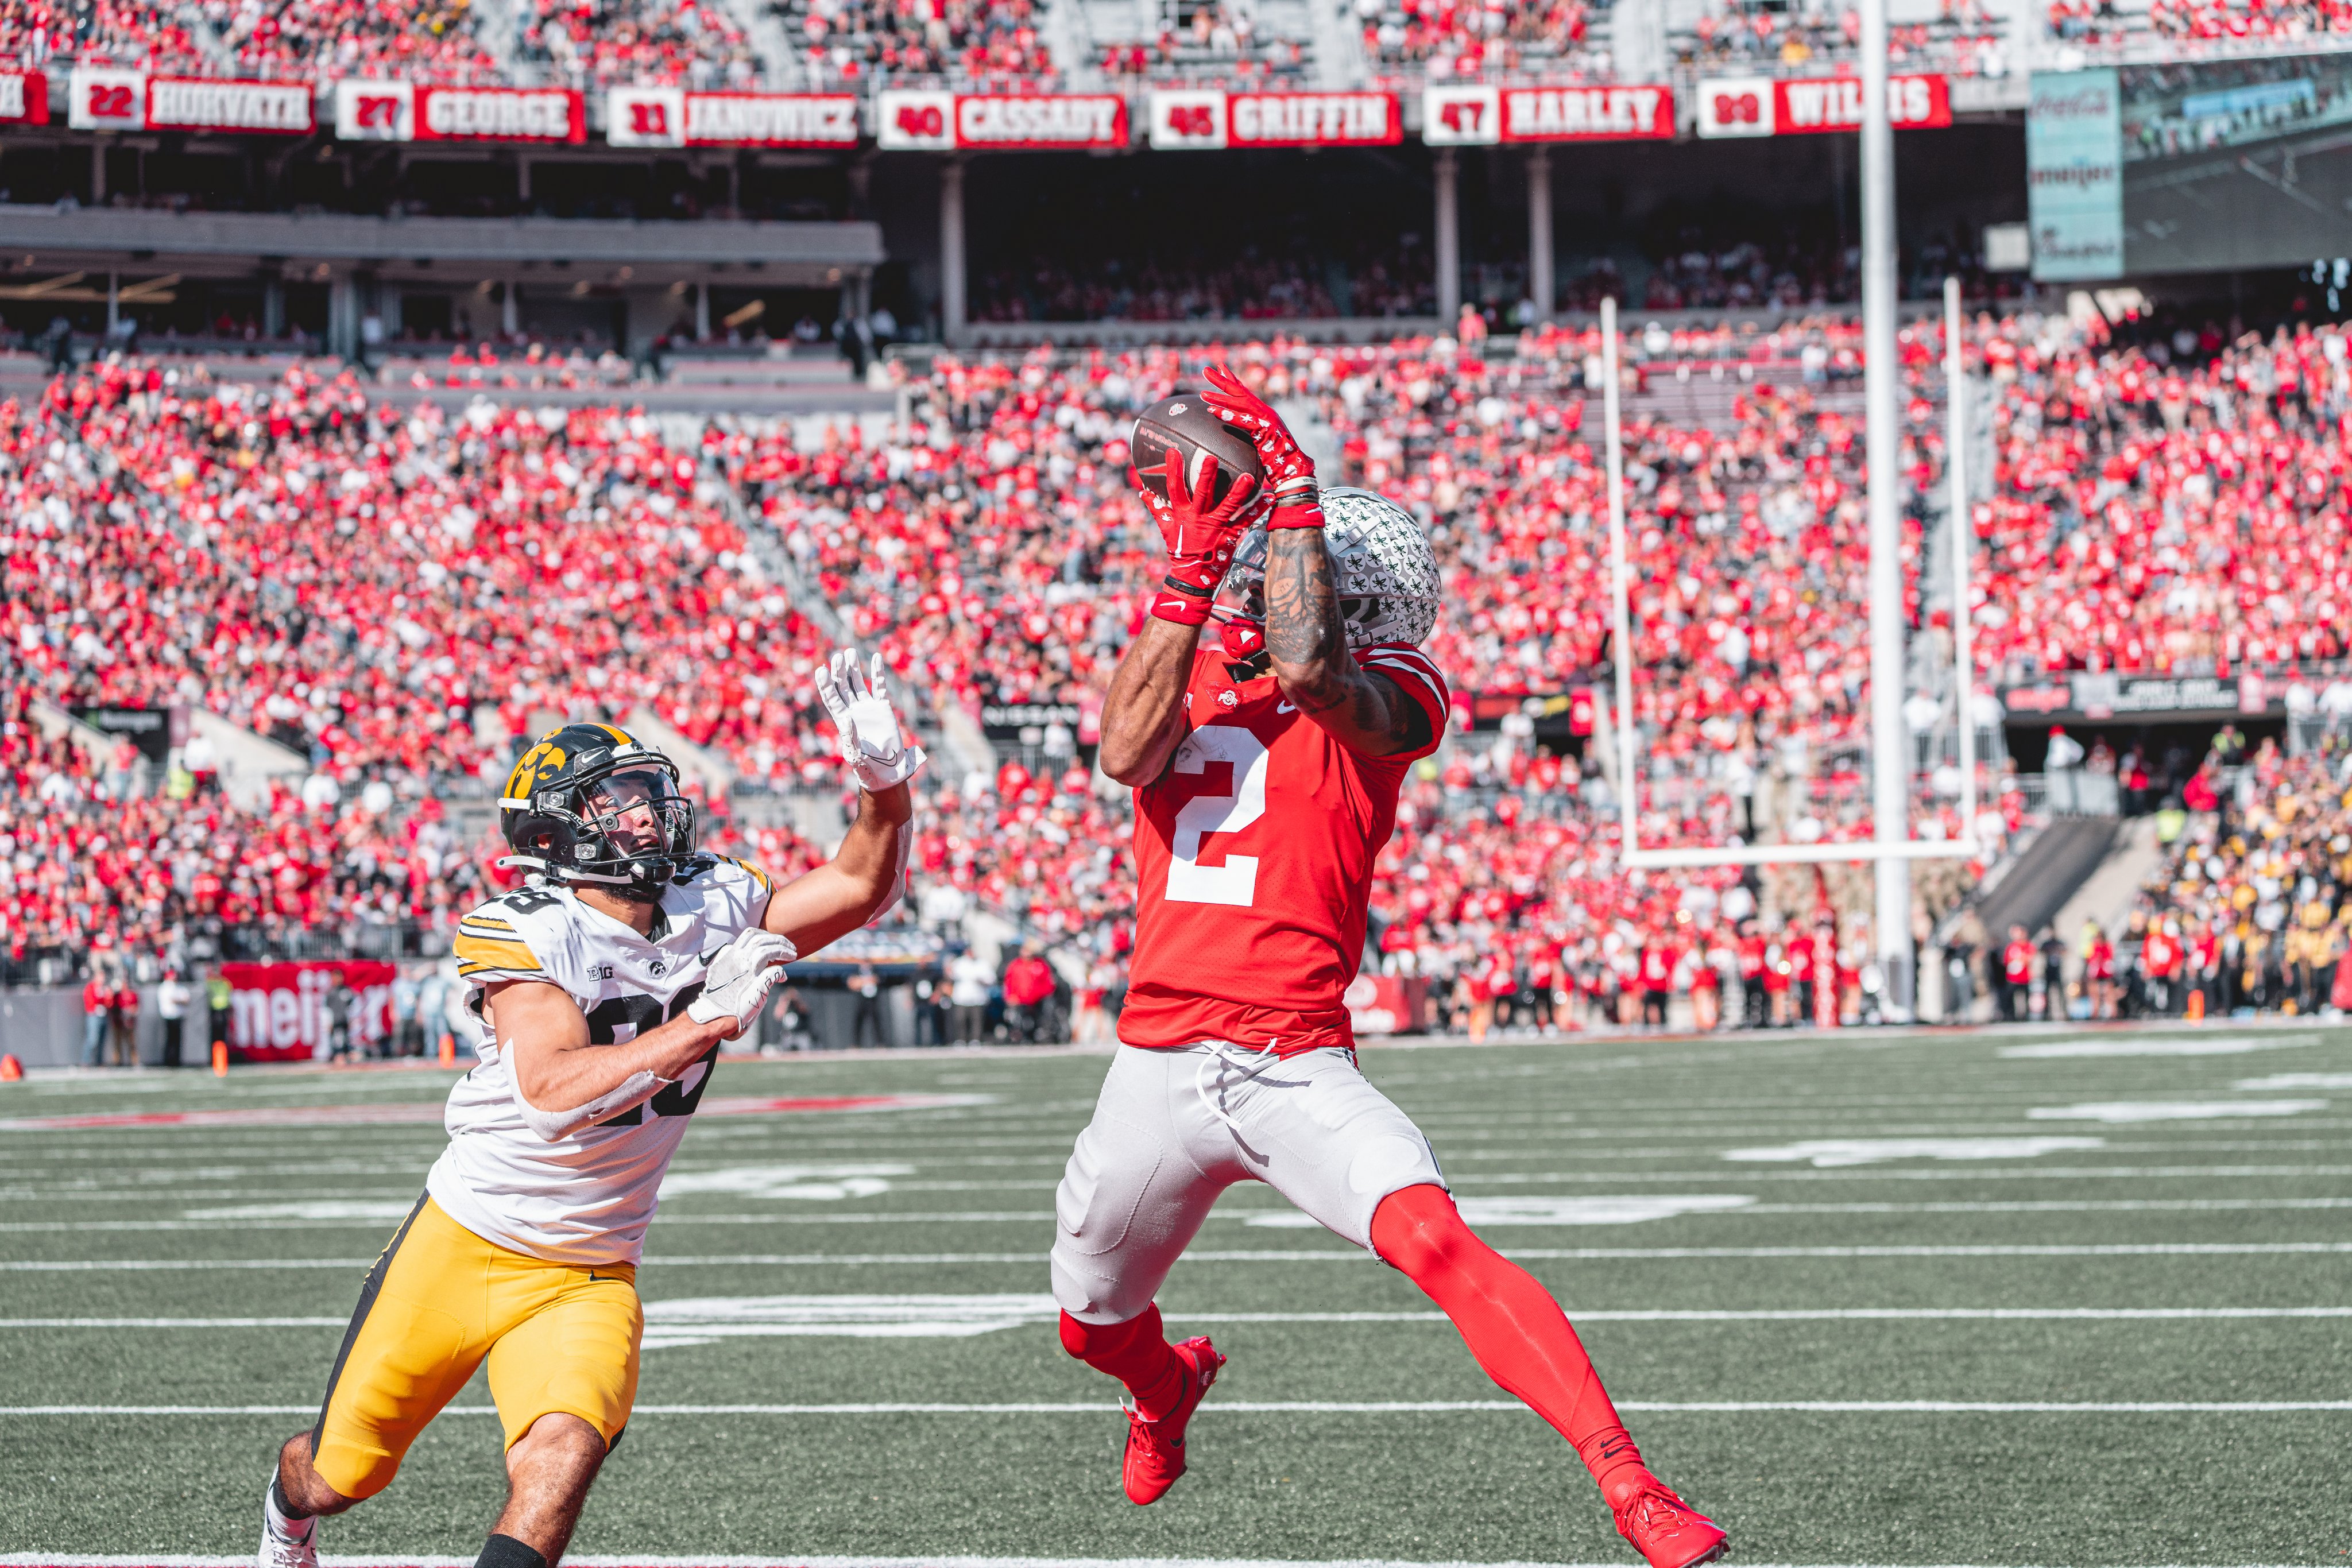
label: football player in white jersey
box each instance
[256,651,923,1568]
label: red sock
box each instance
[1371,1183,1647,1497]
[1058,1305,1186,1420]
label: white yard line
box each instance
[2,1400,2346,1416]
[9,1556,2334,1568]
[13,1190,2352,1235]
[16,1239,2352,1272]
[7,1306,2352,1329]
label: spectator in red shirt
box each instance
[2001,924,2036,1022]
[107,979,141,1068]
[1637,934,1675,1027]
[2084,924,2117,1020]
[80,975,112,1067]
[1001,944,1057,1043]
[2141,919,2184,1016]
[1736,922,1769,1028]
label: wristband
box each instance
[1266,495,1325,531]
[1150,578,1216,625]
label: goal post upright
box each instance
[1601,293,1642,869]
[1859,0,1917,1015]
[1945,273,1980,855]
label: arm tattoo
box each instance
[1262,529,1428,754]
[1263,529,1347,672]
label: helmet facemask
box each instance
[503,755,698,901]
[574,766,698,896]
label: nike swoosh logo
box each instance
[1276,702,1297,714]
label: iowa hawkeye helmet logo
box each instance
[503,737,575,806]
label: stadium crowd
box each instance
[774,0,1053,87]
[21,301,2352,1032]
[4,0,216,71]
[1968,317,2352,679]
[517,0,761,87]
[1,359,856,797]
[969,241,1435,325]
[216,0,507,84]
[1674,0,2006,74]
[1358,0,1603,82]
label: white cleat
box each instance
[256,1485,318,1568]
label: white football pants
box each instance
[1050,1042,1448,1325]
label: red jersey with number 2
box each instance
[1121,642,1449,1056]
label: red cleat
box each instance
[1120,1335,1225,1505]
[1606,1472,1728,1568]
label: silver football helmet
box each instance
[1214,486,1442,649]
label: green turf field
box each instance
[2,1024,2349,1566]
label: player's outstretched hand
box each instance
[1135,447,1257,626]
[1200,365,1320,527]
[687,928,798,1033]
[816,647,928,793]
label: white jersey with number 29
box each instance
[428,857,773,1266]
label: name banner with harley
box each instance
[877,90,1127,150]
[605,87,860,147]
[0,70,49,125]
[1422,84,1675,145]
[1697,73,1951,137]
[220,961,398,1062]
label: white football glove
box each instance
[816,648,927,793]
[687,928,798,1030]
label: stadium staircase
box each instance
[478,0,529,82]
[2049,815,2164,946]
[722,0,807,87]
[1960,814,2119,946]
[672,414,997,792]
[1305,0,1365,87]
[1044,0,1098,86]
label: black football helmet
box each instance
[496,723,699,900]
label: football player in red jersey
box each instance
[1048,368,1727,1568]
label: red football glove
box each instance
[1135,446,1258,626]
[1201,363,1322,529]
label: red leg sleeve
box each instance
[1371,1183,1646,1495]
[1058,1305,1185,1421]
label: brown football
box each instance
[1131,393,1264,514]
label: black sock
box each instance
[269,1478,301,1521]
[477,1534,548,1568]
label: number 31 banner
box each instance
[606,87,860,148]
